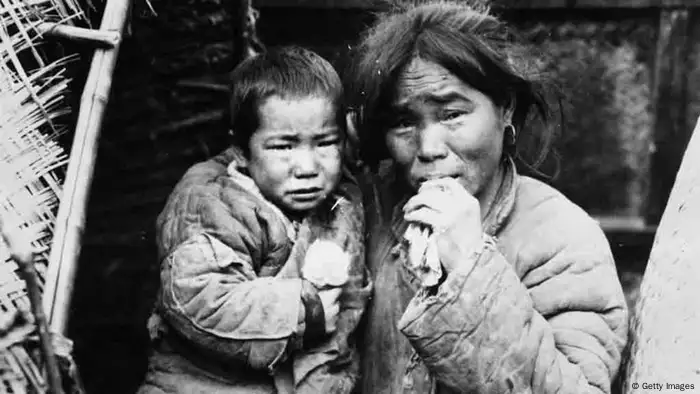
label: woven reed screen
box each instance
[0,0,84,392]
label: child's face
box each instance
[247,95,342,216]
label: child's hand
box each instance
[318,288,342,333]
[302,239,351,334]
[302,240,351,288]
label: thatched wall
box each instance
[63,3,700,393]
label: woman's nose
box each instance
[292,148,320,178]
[416,123,448,162]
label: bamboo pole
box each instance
[36,22,121,48]
[42,0,131,335]
[623,117,700,392]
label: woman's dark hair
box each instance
[345,0,559,176]
[228,46,346,156]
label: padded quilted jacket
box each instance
[358,159,629,394]
[138,147,371,394]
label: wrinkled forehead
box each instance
[394,57,470,105]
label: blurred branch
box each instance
[177,77,229,93]
[143,0,156,17]
[151,109,226,136]
[232,0,264,66]
[1,222,63,394]
[0,310,34,350]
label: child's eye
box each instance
[318,138,340,147]
[268,144,293,151]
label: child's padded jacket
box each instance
[139,147,371,394]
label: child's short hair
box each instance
[228,46,346,155]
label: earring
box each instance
[505,124,517,146]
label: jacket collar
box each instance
[483,157,517,236]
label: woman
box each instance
[345,2,629,393]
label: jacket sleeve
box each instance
[293,196,373,394]
[158,196,326,373]
[397,216,628,393]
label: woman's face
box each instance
[385,57,511,203]
[247,95,342,216]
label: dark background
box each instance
[57,1,700,392]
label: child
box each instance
[138,46,371,394]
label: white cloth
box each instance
[403,224,443,287]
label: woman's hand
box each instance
[403,178,484,275]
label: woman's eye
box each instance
[391,117,415,129]
[441,110,466,121]
[387,127,415,141]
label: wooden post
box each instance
[624,117,700,392]
[645,8,692,225]
[42,0,132,335]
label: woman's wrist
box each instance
[428,235,489,295]
[441,233,487,275]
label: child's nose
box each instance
[292,149,320,178]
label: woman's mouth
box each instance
[417,174,460,184]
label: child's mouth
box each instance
[289,187,323,201]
